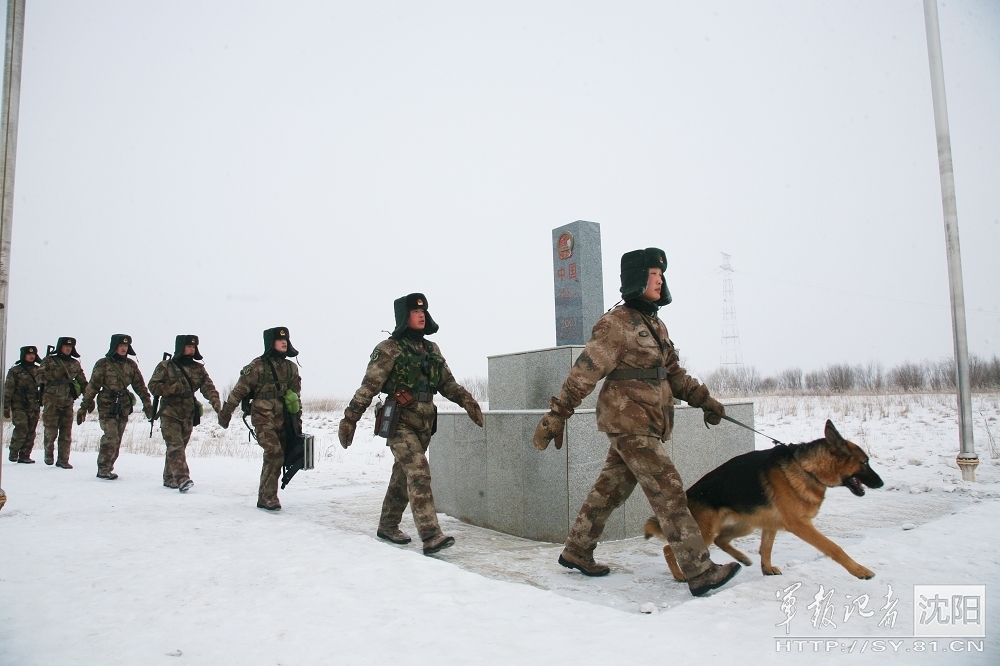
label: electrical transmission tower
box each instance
[720,253,744,368]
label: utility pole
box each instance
[922,0,977,482]
[0,0,26,510]
[720,253,743,394]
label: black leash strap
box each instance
[716,414,785,446]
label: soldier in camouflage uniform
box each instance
[4,346,42,463]
[338,293,483,555]
[218,328,301,510]
[534,249,740,597]
[149,335,221,492]
[38,337,88,468]
[78,335,153,480]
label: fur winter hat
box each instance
[620,248,672,306]
[51,337,80,358]
[263,327,298,357]
[391,293,439,337]
[18,346,40,365]
[106,334,136,358]
[174,335,203,361]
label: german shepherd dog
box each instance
[645,420,883,580]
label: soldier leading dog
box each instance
[645,419,884,580]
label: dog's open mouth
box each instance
[843,475,867,496]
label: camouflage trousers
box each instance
[380,421,442,543]
[8,409,40,460]
[161,416,194,487]
[254,423,287,505]
[42,403,74,465]
[97,412,129,475]
[565,433,712,579]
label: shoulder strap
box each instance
[638,314,665,355]
[172,361,198,396]
[55,358,73,381]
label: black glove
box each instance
[338,418,356,449]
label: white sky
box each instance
[5,1,999,397]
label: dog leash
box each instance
[712,413,785,446]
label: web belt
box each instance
[606,366,668,381]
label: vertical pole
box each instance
[922,0,978,481]
[0,0,26,509]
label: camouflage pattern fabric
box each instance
[38,355,88,409]
[79,356,152,416]
[219,356,301,505]
[96,414,128,475]
[5,363,41,413]
[8,410,40,461]
[148,359,221,421]
[345,335,478,541]
[379,421,441,542]
[150,359,222,488]
[552,305,707,440]
[564,433,712,579]
[160,416,193,487]
[42,404,74,465]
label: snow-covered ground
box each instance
[1,393,998,664]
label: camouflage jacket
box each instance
[223,355,301,425]
[4,363,41,413]
[80,356,152,415]
[149,359,221,422]
[553,304,707,440]
[346,336,474,434]
[38,355,89,408]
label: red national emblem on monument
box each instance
[557,232,574,260]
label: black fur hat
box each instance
[18,346,40,365]
[106,334,137,358]
[51,337,80,358]
[263,327,298,357]
[174,335,203,361]
[620,248,672,306]
[391,293,439,337]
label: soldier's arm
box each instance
[664,344,709,406]
[4,368,15,407]
[129,363,153,409]
[344,341,398,421]
[76,363,89,394]
[289,362,302,396]
[436,355,475,408]
[223,364,260,411]
[147,362,167,397]
[79,361,103,411]
[198,369,222,412]
[553,316,626,416]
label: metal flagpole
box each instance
[922,0,978,481]
[0,0,26,510]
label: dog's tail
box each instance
[643,517,666,541]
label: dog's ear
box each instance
[825,420,850,453]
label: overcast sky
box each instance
[5,0,999,397]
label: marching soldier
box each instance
[4,346,43,463]
[148,335,221,492]
[78,335,153,480]
[38,337,88,468]
[533,248,738,597]
[217,328,301,510]
[338,293,483,555]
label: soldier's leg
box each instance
[161,417,193,487]
[55,405,74,467]
[42,405,58,464]
[255,425,284,506]
[23,411,40,460]
[614,433,712,579]
[564,441,637,559]
[96,413,124,475]
[378,458,410,532]
[9,410,27,460]
[386,423,441,543]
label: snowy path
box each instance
[1,395,998,664]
